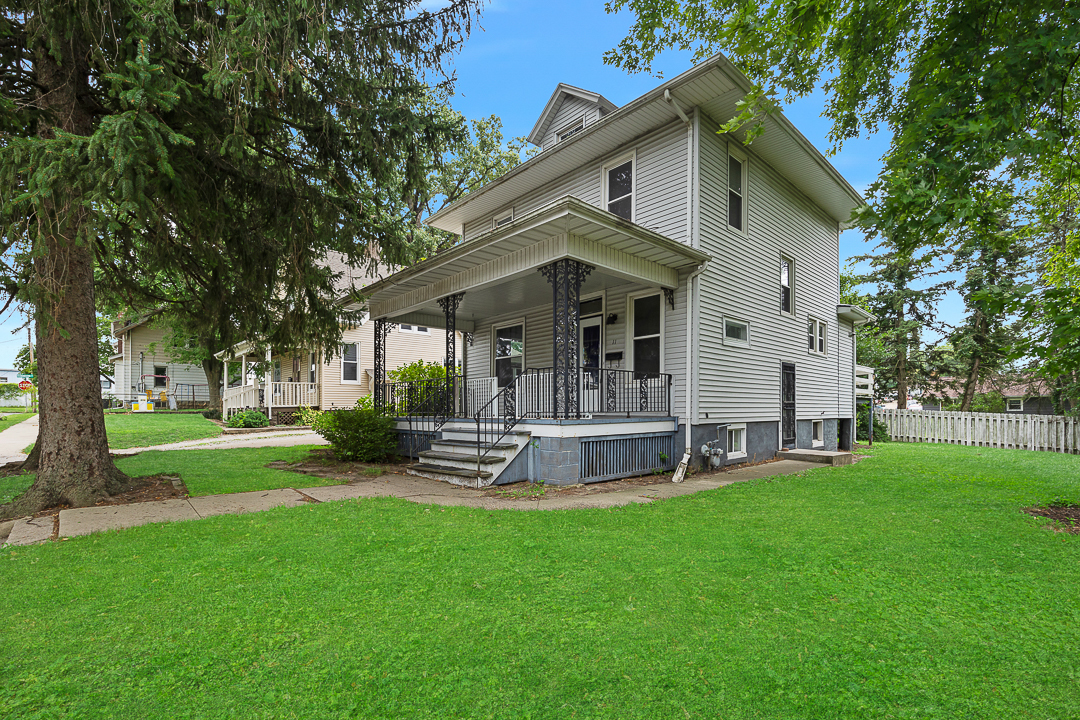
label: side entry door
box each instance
[781,362,796,448]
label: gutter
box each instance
[673,260,709,483]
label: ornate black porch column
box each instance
[438,293,464,416]
[539,259,594,419]
[373,319,393,412]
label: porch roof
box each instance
[355,196,709,325]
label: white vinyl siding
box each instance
[540,95,606,150]
[462,120,690,245]
[114,324,210,397]
[696,112,847,423]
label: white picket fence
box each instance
[875,408,1080,453]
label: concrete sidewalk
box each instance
[0,459,821,546]
[0,414,38,465]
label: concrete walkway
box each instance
[0,414,38,465]
[0,459,820,546]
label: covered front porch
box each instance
[216,342,321,422]
[360,196,708,485]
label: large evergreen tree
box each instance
[0,0,480,515]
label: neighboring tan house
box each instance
[356,54,874,488]
[114,255,454,415]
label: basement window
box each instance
[727,423,746,460]
[812,419,824,447]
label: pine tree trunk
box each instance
[3,32,127,516]
[203,359,223,414]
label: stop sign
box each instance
[18,380,32,391]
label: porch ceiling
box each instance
[357,196,709,323]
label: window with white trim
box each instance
[398,324,429,334]
[273,360,281,383]
[557,117,585,143]
[1006,397,1024,412]
[812,419,824,447]
[728,149,747,231]
[492,210,514,230]
[341,342,359,383]
[723,317,750,347]
[310,352,318,383]
[630,292,662,376]
[603,154,634,221]
[780,254,794,315]
[727,423,746,460]
[493,322,524,388]
[807,317,826,355]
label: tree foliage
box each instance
[0,0,482,514]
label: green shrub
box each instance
[297,405,323,426]
[312,407,397,462]
[387,359,447,383]
[355,395,374,410]
[856,404,891,443]
[227,410,269,429]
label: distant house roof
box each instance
[931,375,1057,399]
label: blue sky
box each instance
[0,0,961,370]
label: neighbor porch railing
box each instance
[223,381,319,417]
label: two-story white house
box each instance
[359,54,872,486]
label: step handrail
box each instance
[472,369,540,483]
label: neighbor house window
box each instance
[807,318,826,355]
[273,360,281,383]
[631,293,661,376]
[812,419,824,447]
[557,117,585,142]
[723,318,749,347]
[781,255,793,315]
[153,366,167,387]
[493,323,524,388]
[727,423,746,460]
[604,154,634,221]
[341,342,359,383]
[728,151,746,231]
[1006,397,1023,412]
[310,352,318,384]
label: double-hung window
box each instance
[341,342,359,383]
[310,352,318,384]
[780,255,794,315]
[807,318,827,355]
[604,154,634,221]
[153,366,167,387]
[728,149,747,231]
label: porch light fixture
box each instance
[606,313,618,325]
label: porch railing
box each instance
[271,382,320,409]
[223,383,262,416]
[385,375,463,457]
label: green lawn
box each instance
[2,443,1079,718]
[104,412,223,449]
[0,412,33,434]
[116,445,337,496]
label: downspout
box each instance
[674,261,708,482]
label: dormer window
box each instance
[603,153,634,221]
[492,210,514,230]
[557,117,585,142]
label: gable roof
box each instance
[526,83,619,146]
[428,54,866,234]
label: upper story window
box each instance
[780,254,794,315]
[492,210,514,230]
[728,149,747,231]
[807,317,827,355]
[724,317,750,347]
[603,154,634,221]
[557,117,585,143]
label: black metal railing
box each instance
[383,375,463,458]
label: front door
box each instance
[579,315,602,413]
[781,362,796,448]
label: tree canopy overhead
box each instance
[604,0,1079,248]
[0,0,482,514]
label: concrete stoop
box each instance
[777,448,854,466]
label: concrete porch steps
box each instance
[777,448,854,466]
[406,429,533,488]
